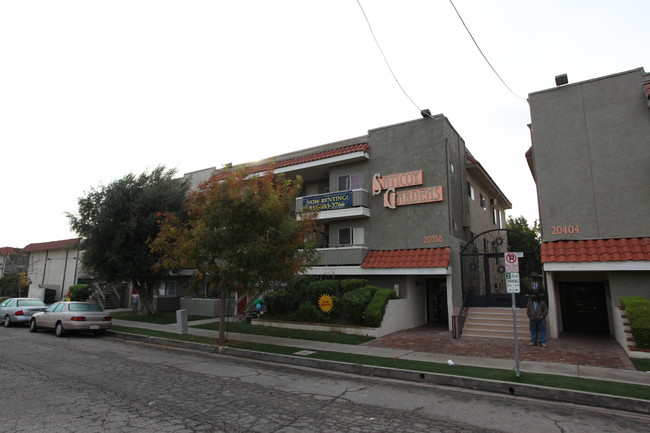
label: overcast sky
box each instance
[1,1,647,248]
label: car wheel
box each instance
[29,319,38,333]
[55,322,65,337]
[4,315,11,328]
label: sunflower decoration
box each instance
[318,294,334,313]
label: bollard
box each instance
[176,309,188,335]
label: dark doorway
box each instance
[559,282,609,334]
[426,279,448,326]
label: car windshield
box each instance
[68,303,102,312]
[17,300,46,307]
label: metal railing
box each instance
[451,292,470,339]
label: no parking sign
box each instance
[504,252,520,293]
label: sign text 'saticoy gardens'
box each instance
[372,170,443,209]
[302,190,353,211]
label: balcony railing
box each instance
[296,189,370,221]
[314,246,369,266]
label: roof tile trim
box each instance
[361,247,451,269]
[216,142,370,180]
[22,238,82,253]
[541,238,650,263]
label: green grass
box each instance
[193,320,375,345]
[109,325,650,401]
[111,311,209,324]
[631,358,650,372]
[230,341,650,400]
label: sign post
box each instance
[505,252,521,377]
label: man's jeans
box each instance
[530,319,547,344]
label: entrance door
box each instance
[559,282,609,334]
[426,279,448,326]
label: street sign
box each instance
[506,272,520,293]
[504,252,519,273]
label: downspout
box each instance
[61,247,70,296]
[41,250,49,286]
[73,244,80,284]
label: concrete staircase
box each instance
[462,307,530,340]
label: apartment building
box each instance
[527,67,650,345]
[186,116,511,331]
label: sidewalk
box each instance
[112,317,650,387]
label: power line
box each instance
[356,0,425,114]
[447,0,525,100]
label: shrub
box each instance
[68,284,92,301]
[339,278,369,294]
[304,280,339,304]
[341,286,377,324]
[264,289,296,316]
[291,301,323,323]
[284,275,316,294]
[363,288,398,328]
[622,296,650,349]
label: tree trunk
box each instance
[136,281,156,315]
[218,279,227,344]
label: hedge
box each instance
[68,284,91,301]
[341,286,377,325]
[363,288,398,327]
[621,296,650,349]
[264,289,296,315]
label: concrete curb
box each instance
[106,330,650,415]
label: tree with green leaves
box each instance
[506,216,541,253]
[67,166,188,314]
[150,168,319,343]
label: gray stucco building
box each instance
[526,67,650,352]
[186,116,511,333]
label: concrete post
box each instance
[176,309,188,335]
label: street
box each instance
[1,327,648,433]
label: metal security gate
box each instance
[460,229,543,309]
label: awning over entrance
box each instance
[361,247,450,269]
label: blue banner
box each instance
[302,191,353,211]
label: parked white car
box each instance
[30,301,112,337]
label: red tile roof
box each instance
[362,247,450,269]
[0,247,18,255]
[541,238,650,263]
[22,238,82,253]
[213,142,370,180]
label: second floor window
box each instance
[338,227,365,246]
[338,174,364,191]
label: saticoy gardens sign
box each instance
[302,190,353,210]
[372,169,443,209]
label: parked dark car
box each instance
[0,298,48,327]
[30,301,112,337]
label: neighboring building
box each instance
[526,68,650,347]
[23,238,83,302]
[0,247,28,279]
[185,116,511,332]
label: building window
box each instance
[467,181,475,200]
[158,281,177,296]
[480,194,486,209]
[338,227,364,246]
[338,174,364,191]
[450,162,455,173]
[492,207,498,225]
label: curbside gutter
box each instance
[107,330,649,415]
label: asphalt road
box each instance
[1,326,648,433]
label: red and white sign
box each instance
[504,252,519,273]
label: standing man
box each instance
[527,293,548,347]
